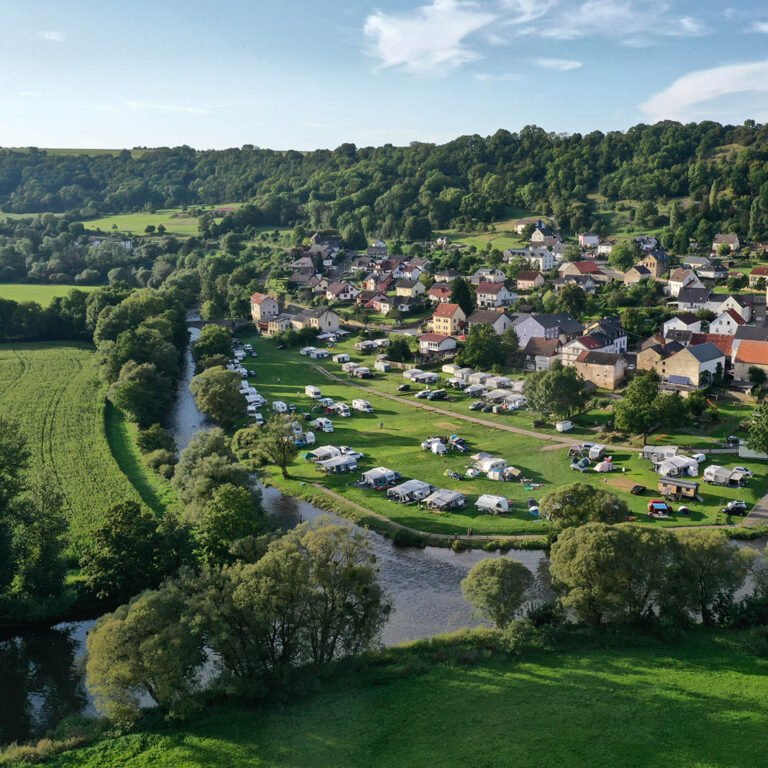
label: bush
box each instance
[392,528,427,548]
[136,424,176,454]
[749,625,768,657]
[143,449,177,479]
[502,618,552,656]
[451,538,469,553]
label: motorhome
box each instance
[352,399,373,413]
[476,495,510,515]
[305,385,322,399]
[310,417,334,433]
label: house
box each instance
[561,317,627,367]
[710,308,746,336]
[514,313,583,348]
[418,333,457,356]
[682,255,711,270]
[351,256,375,271]
[476,281,517,307]
[307,275,330,294]
[395,279,426,298]
[433,269,461,283]
[400,265,422,281]
[688,333,734,360]
[749,266,768,287]
[674,287,711,312]
[325,282,358,302]
[515,217,549,235]
[529,220,555,242]
[575,351,628,390]
[623,264,652,286]
[667,269,703,298]
[356,289,380,305]
[263,313,294,337]
[288,254,316,270]
[367,242,388,259]
[696,261,729,281]
[522,337,562,372]
[364,294,389,312]
[467,310,515,335]
[713,233,740,252]
[291,307,341,333]
[597,240,615,256]
[635,235,660,252]
[553,274,597,295]
[430,303,466,336]
[470,267,507,285]
[249,292,280,322]
[716,294,752,323]
[662,313,702,337]
[527,248,555,272]
[516,270,545,291]
[637,340,684,372]
[656,342,725,389]
[559,261,607,281]
[578,232,600,248]
[640,250,669,277]
[427,284,452,303]
[733,340,768,380]
[377,259,406,278]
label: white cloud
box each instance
[499,0,556,25]
[752,21,768,33]
[18,91,40,97]
[534,57,583,71]
[125,100,211,115]
[40,31,65,42]
[363,0,496,75]
[640,59,768,122]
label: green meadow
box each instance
[240,334,767,535]
[36,630,768,768]
[0,283,99,306]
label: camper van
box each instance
[555,420,574,432]
[305,385,322,399]
[332,402,351,418]
[272,401,288,413]
[299,346,318,356]
[341,362,359,373]
[352,399,373,413]
[476,495,510,515]
[249,412,265,426]
[310,417,334,433]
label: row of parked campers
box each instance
[305,387,374,414]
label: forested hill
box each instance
[2,121,768,240]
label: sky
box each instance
[1,0,768,150]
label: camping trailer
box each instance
[306,445,342,462]
[476,457,508,474]
[305,385,322,399]
[272,401,288,413]
[374,361,391,373]
[341,362,359,373]
[332,353,350,363]
[422,489,466,511]
[352,399,373,413]
[658,476,700,499]
[357,467,401,490]
[387,479,434,504]
[476,494,510,515]
[317,455,358,474]
[309,417,334,433]
[589,444,606,461]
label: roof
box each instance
[250,292,275,304]
[517,270,543,282]
[721,308,746,325]
[572,261,602,274]
[714,233,739,244]
[686,342,725,363]
[689,334,733,357]
[628,264,651,275]
[396,279,419,289]
[433,303,462,318]
[735,340,768,365]
[736,325,768,341]
[674,312,700,325]
[428,284,451,295]
[659,477,700,489]
[676,287,711,304]
[531,313,583,333]
[574,335,604,350]
[327,281,350,294]
[476,281,507,294]
[468,310,511,325]
[523,337,561,356]
[576,350,622,366]
[670,268,695,282]
[419,333,454,343]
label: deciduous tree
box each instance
[461,558,533,628]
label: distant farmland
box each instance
[0,283,98,306]
[0,343,175,550]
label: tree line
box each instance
[2,121,768,241]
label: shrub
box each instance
[451,538,469,553]
[502,618,552,656]
[143,449,177,479]
[392,528,427,548]
[749,625,768,657]
[136,424,176,454]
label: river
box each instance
[0,326,548,745]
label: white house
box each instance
[578,232,599,248]
[250,292,280,322]
[475,281,517,308]
[709,308,746,336]
[716,295,752,323]
[418,333,457,356]
[514,313,583,349]
[467,310,515,335]
[527,248,555,272]
[667,269,703,298]
[662,313,702,337]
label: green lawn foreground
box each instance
[38,631,768,768]
[240,335,768,535]
[0,342,176,547]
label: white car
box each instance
[733,466,754,478]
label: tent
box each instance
[358,467,400,489]
[594,460,614,472]
[387,479,434,503]
[422,489,466,511]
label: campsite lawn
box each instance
[0,283,98,306]
[241,335,768,535]
[40,630,768,768]
[0,342,176,549]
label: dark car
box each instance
[250,351,259,358]
[247,369,257,377]
[722,500,748,515]
[481,404,493,413]
[276,344,287,350]
[397,383,411,392]
[426,389,447,401]
[468,401,483,411]
[532,419,546,428]
[630,485,646,495]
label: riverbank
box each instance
[14,627,768,768]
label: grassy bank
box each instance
[239,333,768,535]
[27,628,768,768]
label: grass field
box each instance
[239,334,768,535]
[37,630,768,768]
[0,284,99,306]
[0,343,176,548]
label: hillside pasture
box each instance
[0,283,99,306]
[0,343,169,548]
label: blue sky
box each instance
[1,0,768,149]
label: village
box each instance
[231,220,768,537]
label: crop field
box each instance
[0,342,171,548]
[239,335,768,535]
[0,283,99,306]
[41,631,768,768]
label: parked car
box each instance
[276,344,287,350]
[247,369,257,377]
[726,435,741,445]
[630,485,646,495]
[491,404,505,414]
[648,500,672,517]
[481,404,493,413]
[397,384,411,392]
[415,390,430,399]
[244,344,253,351]
[468,401,483,411]
[426,389,446,401]
[722,500,748,515]
[733,466,754,478]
